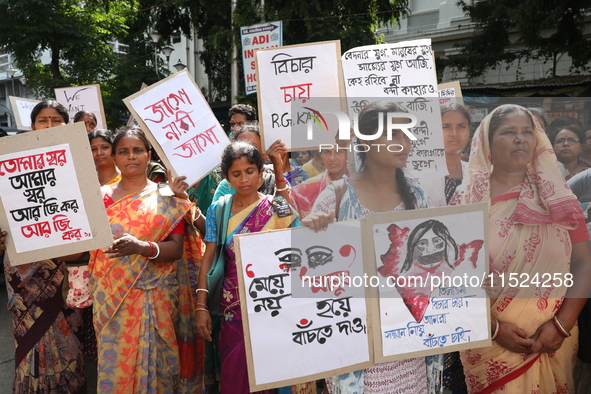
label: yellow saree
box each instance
[451,104,586,393]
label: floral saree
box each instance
[89,187,204,394]
[451,104,587,393]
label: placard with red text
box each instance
[124,70,230,185]
[0,123,112,265]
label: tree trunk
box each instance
[552,51,557,78]
[50,45,62,80]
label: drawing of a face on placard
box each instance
[376,219,484,323]
[403,220,458,272]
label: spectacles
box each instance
[555,138,580,145]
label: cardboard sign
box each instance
[0,123,112,265]
[438,81,463,105]
[54,84,107,129]
[241,21,283,95]
[341,39,446,175]
[256,40,345,151]
[234,204,491,388]
[123,70,231,186]
[364,204,491,362]
[235,221,372,391]
[9,96,40,130]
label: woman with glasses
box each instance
[550,125,589,180]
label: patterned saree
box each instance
[206,195,312,393]
[89,187,204,394]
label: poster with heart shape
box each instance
[364,203,491,362]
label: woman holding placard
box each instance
[2,99,88,393]
[212,123,306,203]
[195,141,308,393]
[303,101,435,394]
[86,126,204,393]
[451,104,591,393]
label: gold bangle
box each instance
[195,308,209,312]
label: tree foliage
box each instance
[176,0,409,100]
[447,0,591,80]
[0,0,409,123]
[0,0,168,125]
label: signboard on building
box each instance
[241,21,283,95]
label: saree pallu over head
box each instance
[89,187,205,394]
[451,104,585,394]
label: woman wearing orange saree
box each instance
[451,104,591,393]
[88,126,204,393]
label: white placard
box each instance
[236,221,372,391]
[0,123,113,265]
[438,81,463,105]
[54,84,107,129]
[9,96,40,130]
[0,144,91,253]
[365,204,491,361]
[256,40,344,151]
[341,39,446,175]
[124,70,230,186]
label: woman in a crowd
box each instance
[73,110,98,133]
[295,150,313,167]
[88,126,204,392]
[549,125,589,180]
[291,147,348,218]
[304,101,434,394]
[195,141,307,393]
[527,107,548,133]
[301,151,324,179]
[451,104,591,393]
[3,99,87,393]
[212,124,293,203]
[88,129,121,186]
[422,103,472,207]
[438,103,473,392]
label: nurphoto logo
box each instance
[304,108,418,152]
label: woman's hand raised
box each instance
[267,140,287,170]
[168,169,190,200]
[302,211,335,232]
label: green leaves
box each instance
[449,0,591,79]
